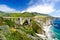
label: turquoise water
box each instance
[50,19,60,40]
[50,26,60,40]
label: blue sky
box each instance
[0,0,60,17]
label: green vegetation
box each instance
[0,11,52,17]
[4,20,15,27]
[0,11,52,40]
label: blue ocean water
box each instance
[50,26,60,40]
[52,18,60,29]
[50,18,60,40]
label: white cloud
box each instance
[0,5,20,13]
[42,0,60,3]
[22,0,60,14]
[50,10,60,17]
[28,0,34,5]
[22,0,56,14]
[22,4,55,14]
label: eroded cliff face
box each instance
[0,14,53,40]
[33,16,53,40]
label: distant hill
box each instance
[0,11,6,17]
[0,11,52,18]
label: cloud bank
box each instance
[50,10,60,17]
[22,0,59,14]
[0,5,20,13]
[22,4,55,14]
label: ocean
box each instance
[49,19,60,40]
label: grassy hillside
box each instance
[0,11,52,17]
[0,11,52,40]
[0,17,43,40]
